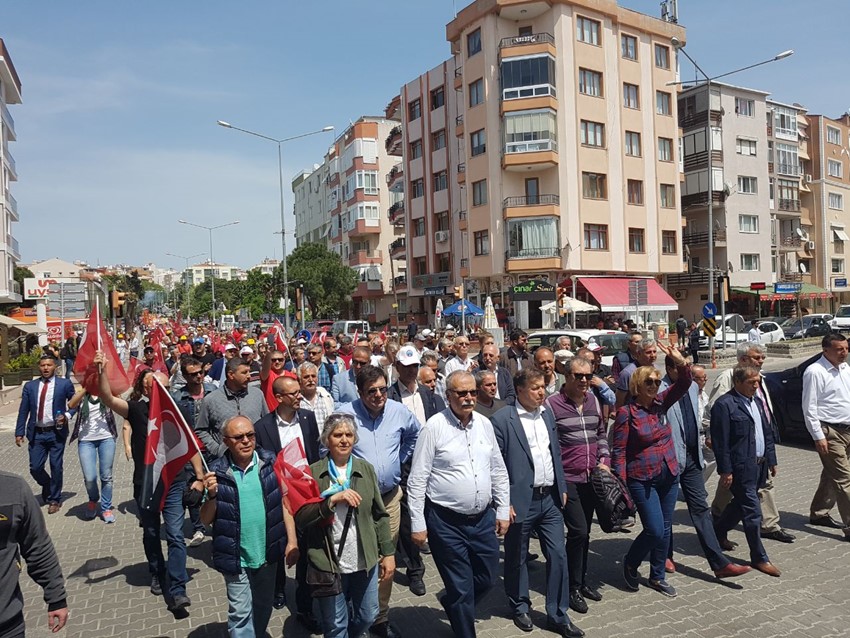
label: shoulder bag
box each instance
[306,503,355,597]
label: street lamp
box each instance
[177,219,240,327]
[668,37,793,305]
[166,251,205,322]
[217,120,334,336]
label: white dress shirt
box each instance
[444,356,474,376]
[516,404,555,487]
[276,411,305,458]
[802,355,850,441]
[36,377,56,425]
[399,383,427,428]
[407,408,510,534]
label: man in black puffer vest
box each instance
[201,415,291,638]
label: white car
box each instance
[831,305,850,332]
[755,320,784,344]
[527,329,629,367]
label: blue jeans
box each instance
[64,358,75,379]
[137,479,188,597]
[78,437,116,511]
[626,465,679,582]
[29,428,66,503]
[317,566,379,638]
[224,563,276,638]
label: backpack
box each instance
[590,467,636,533]
[676,317,687,332]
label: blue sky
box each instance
[3,0,846,272]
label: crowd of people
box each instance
[6,319,850,638]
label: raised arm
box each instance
[93,351,129,419]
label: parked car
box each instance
[694,313,750,349]
[527,329,629,367]
[763,354,821,441]
[780,315,832,339]
[830,305,850,332]
[755,320,785,344]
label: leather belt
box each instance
[823,421,850,430]
[426,499,492,524]
[531,485,553,498]
[34,425,56,432]
[756,457,765,465]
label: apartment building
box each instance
[184,261,240,287]
[293,165,330,247]
[324,117,405,324]
[387,59,463,327]
[0,39,21,303]
[803,113,850,307]
[437,0,684,328]
[250,258,280,276]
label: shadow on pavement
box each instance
[778,510,845,542]
[186,621,228,637]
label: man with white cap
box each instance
[240,345,262,387]
[421,328,436,350]
[412,333,427,354]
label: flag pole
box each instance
[152,375,210,473]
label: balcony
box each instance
[682,229,727,246]
[503,194,559,219]
[390,237,406,259]
[349,250,383,267]
[388,200,405,225]
[453,66,463,91]
[3,151,16,180]
[503,139,558,172]
[457,162,466,184]
[776,163,800,177]
[457,209,467,231]
[504,246,561,272]
[346,219,381,238]
[460,257,469,278]
[780,272,802,282]
[6,234,19,260]
[1,102,15,141]
[393,275,408,291]
[777,236,802,252]
[386,163,404,193]
[385,126,403,156]
[501,84,557,113]
[778,198,801,212]
[5,190,18,221]
[499,32,556,54]
[455,114,464,138]
[355,280,384,297]
[666,271,709,287]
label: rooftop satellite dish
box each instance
[800,262,808,273]
[795,227,805,238]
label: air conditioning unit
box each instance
[673,289,688,300]
[435,230,449,243]
[807,241,816,251]
[805,174,813,183]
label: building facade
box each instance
[0,39,21,303]
[250,258,281,276]
[184,261,240,287]
[293,165,329,247]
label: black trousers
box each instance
[275,543,311,615]
[562,481,597,591]
[397,485,425,579]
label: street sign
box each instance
[702,316,717,337]
[749,282,767,291]
[702,302,717,319]
[835,278,847,288]
[774,282,802,294]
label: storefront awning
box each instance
[731,283,832,301]
[578,277,678,312]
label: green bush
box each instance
[7,347,44,371]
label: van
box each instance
[331,320,371,338]
[219,314,236,332]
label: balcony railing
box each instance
[456,114,463,126]
[385,125,402,154]
[458,210,467,220]
[460,258,469,268]
[503,83,556,101]
[499,32,555,49]
[505,246,560,260]
[682,229,727,245]
[389,237,406,253]
[666,271,709,286]
[393,275,407,288]
[781,272,802,282]
[1,102,14,137]
[779,198,801,211]
[776,163,800,176]
[386,163,403,186]
[388,200,405,223]
[503,194,560,208]
[454,66,462,78]
[11,280,20,295]
[505,138,557,154]
[6,234,19,259]
[5,190,17,217]
[779,236,802,249]
[4,151,16,175]
[457,163,465,173]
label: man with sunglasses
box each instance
[444,336,478,376]
[260,346,291,411]
[338,365,420,638]
[614,338,659,410]
[332,346,371,408]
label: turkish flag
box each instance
[273,439,324,517]
[74,302,130,397]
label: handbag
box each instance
[306,504,355,598]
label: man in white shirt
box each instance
[748,320,761,344]
[444,336,478,376]
[803,333,850,537]
[408,371,510,638]
[296,361,334,432]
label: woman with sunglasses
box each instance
[611,342,690,598]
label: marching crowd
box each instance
[5,321,850,638]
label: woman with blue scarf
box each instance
[296,413,395,638]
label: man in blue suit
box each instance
[15,354,77,514]
[491,368,583,638]
[710,365,781,578]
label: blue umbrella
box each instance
[442,300,484,317]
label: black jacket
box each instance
[386,382,445,423]
[254,409,321,464]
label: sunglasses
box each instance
[644,379,662,387]
[271,358,285,363]
[450,389,475,397]
[224,432,256,442]
[571,373,594,381]
[366,386,388,396]
[185,370,204,377]
[352,359,370,366]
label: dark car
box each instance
[780,316,832,340]
[762,353,821,442]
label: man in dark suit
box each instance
[15,354,77,514]
[253,375,321,633]
[710,365,781,578]
[481,343,516,405]
[491,368,582,638]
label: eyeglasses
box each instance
[277,390,301,398]
[224,432,256,442]
[449,389,475,397]
[644,379,662,387]
[570,373,594,381]
[185,370,204,377]
[352,359,369,366]
[366,386,388,396]
[270,358,285,363]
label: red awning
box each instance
[578,277,678,312]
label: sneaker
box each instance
[647,579,677,597]
[622,555,640,592]
[85,501,98,521]
[102,509,115,524]
[188,530,205,547]
[150,574,163,596]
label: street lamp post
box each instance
[217,120,333,336]
[669,37,793,307]
[166,251,205,322]
[177,220,239,327]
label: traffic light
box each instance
[556,286,567,315]
[557,286,567,302]
[453,284,463,299]
[717,275,730,302]
[111,291,127,318]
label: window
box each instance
[472,179,488,206]
[738,176,758,194]
[736,138,757,156]
[413,218,425,236]
[437,253,451,272]
[410,178,424,198]
[576,16,600,45]
[828,159,843,178]
[628,228,645,253]
[623,83,640,109]
[582,172,607,199]
[432,130,446,151]
[409,140,422,159]
[507,217,559,259]
[829,192,844,210]
[433,171,447,192]
[343,170,379,198]
[501,56,556,99]
[627,180,644,205]
[578,68,602,97]
[408,98,421,121]
[658,137,673,162]
[625,131,641,157]
[661,231,677,254]
[469,78,484,107]
[467,28,481,56]
[739,214,759,233]
[584,224,608,250]
[430,86,445,110]
[470,129,486,156]
[827,126,841,145]
[504,109,558,153]
[654,44,670,69]
[775,143,799,175]
[832,259,845,274]
[580,120,604,147]
[660,183,676,208]
[656,91,672,116]
[621,34,637,60]
[436,211,449,231]
[740,254,760,271]
[735,97,755,117]
[414,257,426,275]
[773,106,797,140]
[474,230,490,256]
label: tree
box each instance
[12,266,34,308]
[286,243,358,318]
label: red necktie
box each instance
[37,379,49,422]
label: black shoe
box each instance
[409,576,426,596]
[762,529,796,543]
[569,590,588,614]
[420,541,431,555]
[370,622,401,638]
[622,555,640,592]
[527,552,539,562]
[296,612,322,635]
[810,514,843,529]
[546,619,585,637]
[150,575,163,596]
[169,593,191,619]
[273,592,287,610]
[579,585,602,602]
[513,612,534,632]
[647,579,677,598]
